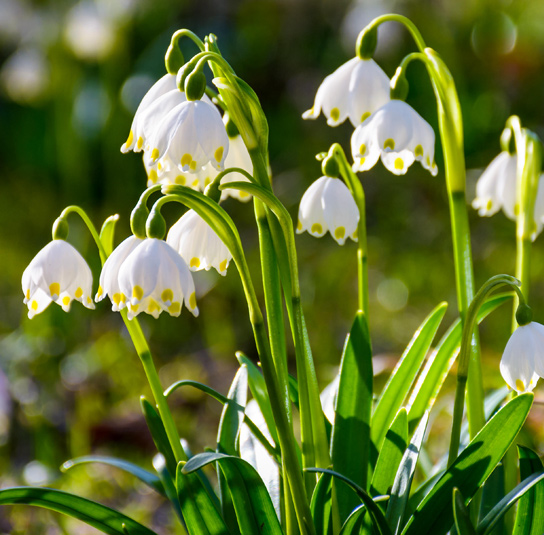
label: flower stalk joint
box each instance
[390,66,409,101]
[516,303,533,326]
[146,208,167,240]
[52,216,69,240]
[185,69,207,101]
[356,26,378,60]
[130,202,149,239]
[165,35,185,75]
[322,154,340,178]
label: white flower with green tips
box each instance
[121,74,178,153]
[303,57,390,127]
[117,238,198,319]
[500,322,544,393]
[22,240,95,319]
[167,210,232,276]
[96,235,143,311]
[297,176,359,245]
[472,152,544,240]
[351,99,437,176]
[147,99,229,174]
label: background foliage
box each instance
[2,0,544,532]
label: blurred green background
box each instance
[2,0,544,532]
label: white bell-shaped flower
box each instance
[472,152,544,240]
[121,74,178,153]
[500,322,544,393]
[117,238,198,320]
[351,99,438,176]
[22,240,95,319]
[144,152,205,190]
[297,176,359,245]
[147,99,229,174]
[219,134,253,202]
[96,235,143,311]
[167,210,232,276]
[303,57,390,127]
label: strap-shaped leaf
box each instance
[140,396,177,477]
[310,472,333,535]
[513,446,544,535]
[306,468,392,535]
[62,455,164,495]
[386,412,429,534]
[331,311,373,520]
[371,408,408,499]
[453,488,477,535]
[372,303,447,452]
[402,393,534,535]
[0,487,157,535]
[183,452,284,535]
[176,462,231,535]
[407,295,511,432]
[477,470,544,535]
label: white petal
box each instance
[472,152,513,216]
[297,176,328,237]
[220,135,253,202]
[495,153,518,220]
[193,100,229,171]
[351,121,380,173]
[381,149,416,176]
[347,59,390,127]
[322,178,359,245]
[500,324,539,392]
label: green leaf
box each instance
[140,396,177,477]
[477,462,505,535]
[331,311,373,520]
[402,393,534,535]
[62,455,164,496]
[339,504,368,535]
[407,295,511,433]
[165,378,278,462]
[306,468,392,535]
[183,452,283,535]
[152,454,185,524]
[99,214,120,257]
[453,488,477,535]
[372,302,447,452]
[217,366,248,455]
[235,353,279,445]
[176,462,231,535]
[513,446,544,535]
[386,412,429,535]
[0,487,157,535]
[371,408,408,499]
[477,470,544,535]
[310,472,333,535]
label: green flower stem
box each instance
[391,44,485,437]
[359,14,426,53]
[448,275,524,467]
[56,205,108,264]
[152,191,314,535]
[328,143,369,318]
[121,311,187,463]
[57,204,187,463]
[169,29,205,51]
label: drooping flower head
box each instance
[167,210,232,276]
[500,321,544,393]
[147,99,229,174]
[95,235,143,311]
[303,57,390,127]
[351,99,437,176]
[22,240,95,319]
[297,176,359,245]
[472,152,544,240]
[116,238,198,320]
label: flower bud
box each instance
[516,303,533,326]
[322,155,340,178]
[130,202,149,239]
[165,41,184,75]
[185,70,207,101]
[146,208,167,240]
[390,67,409,101]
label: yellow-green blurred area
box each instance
[2,0,544,532]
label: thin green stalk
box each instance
[56,205,187,463]
[448,275,524,467]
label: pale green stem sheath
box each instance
[151,192,315,535]
[56,204,186,463]
[328,143,369,318]
[392,46,485,437]
[448,275,524,467]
